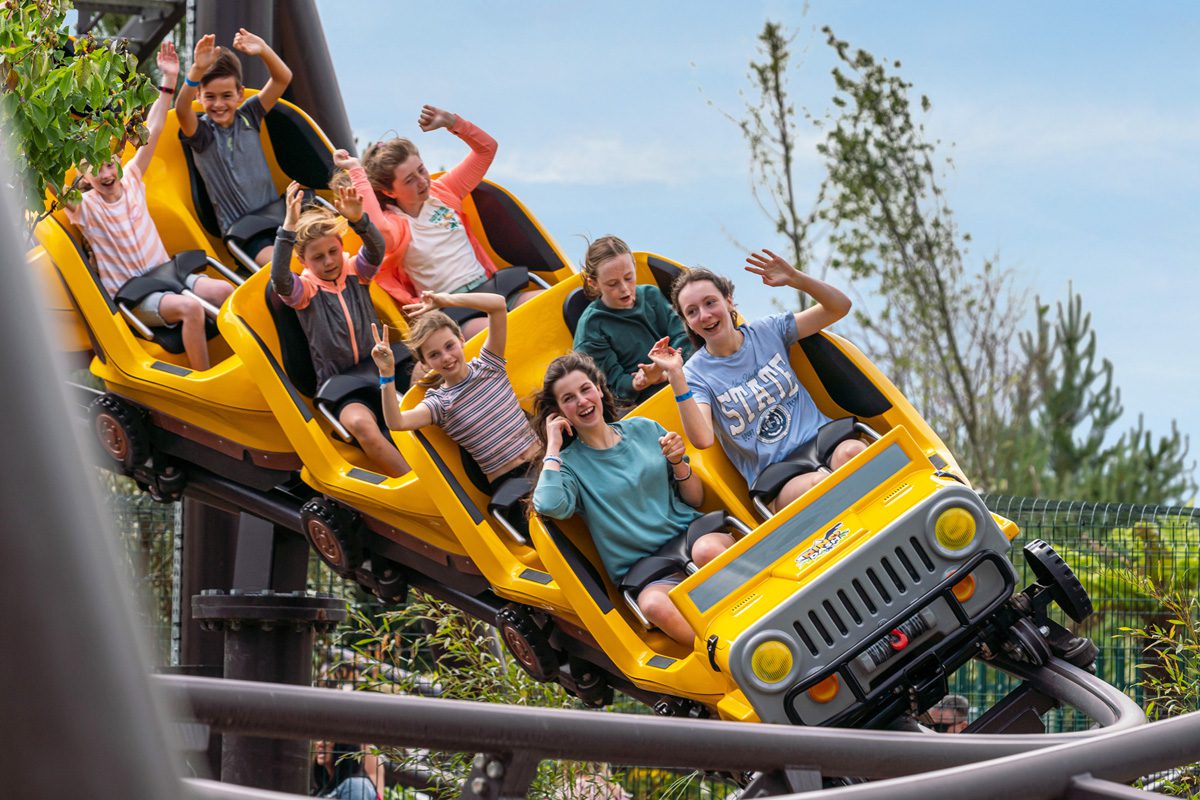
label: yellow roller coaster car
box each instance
[28,95,334,494]
[216,165,578,603]
[479,254,1090,726]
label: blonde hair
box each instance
[580,235,632,299]
[293,206,345,261]
[328,167,353,193]
[362,137,421,209]
[403,311,463,389]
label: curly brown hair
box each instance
[526,353,624,494]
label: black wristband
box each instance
[159,85,174,94]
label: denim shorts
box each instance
[131,272,202,327]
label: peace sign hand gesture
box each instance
[371,323,395,376]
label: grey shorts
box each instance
[130,273,202,327]
[638,573,684,596]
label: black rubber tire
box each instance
[90,394,149,470]
[300,498,361,576]
[1024,539,1093,623]
[496,605,558,682]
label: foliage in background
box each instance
[1018,290,1195,502]
[731,21,1194,503]
[728,22,810,306]
[341,592,730,800]
[1118,575,1200,796]
[0,0,157,220]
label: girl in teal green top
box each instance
[531,353,733,645]
[573,235,693,405]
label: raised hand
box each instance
[659,431,686,464]
[283,181,304,230]
[544,412,573,452]
[371,323,395,375]
[232,28,266,57]
[745,248,801,288]
[418,105,457,133]
[192,34,219,72]
[401,291,450,319]
[646,336,683,375]
[333,185,363,223]
[332,148,360,171]
[157,40,180,85]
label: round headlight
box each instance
[750,640,794,684]
[935,507,976,551]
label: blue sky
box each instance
[316,1,1199,478]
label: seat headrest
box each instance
[562,287,591,337]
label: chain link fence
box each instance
[103,485,1198,794]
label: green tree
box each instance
[803,25,1026,488]
[1015,288,1195,502]
[0,0,157,220]
[733,21,1194,502]
[731,22,810,307]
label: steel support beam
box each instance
[0,134,179,800]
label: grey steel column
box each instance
[0,140,180,797]
[193,592,347,793]
[193,0,275,89]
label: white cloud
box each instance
[937,102,1200,167]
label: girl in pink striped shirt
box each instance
[66,41,233,371]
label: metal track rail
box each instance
[160,664,1143,783]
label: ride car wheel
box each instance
[300,498,361,576]
[1023,539,1093,623]
[90,394,149,470]
[497,605,558,682]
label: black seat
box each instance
[645,254,683,296]
[441,267,534,327]
[180,101,335,270]
[263,281,411,444]
[562,287,591,337]
[459,445,533,546]
[224,198,285,246]
[313,350,412,410]
[113,251,219,354]
[467,181,567,277]
[748,417,878,518]
[618,511,751,629]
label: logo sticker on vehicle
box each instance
[795,522,850,568]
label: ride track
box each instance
[12,4,1200,797]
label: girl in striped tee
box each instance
[371,292,538,491]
